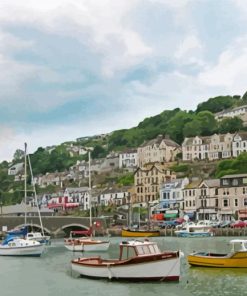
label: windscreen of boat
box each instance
[136,244,160,255]
[121,246,137,260]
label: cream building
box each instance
[182,133,233,161]
[134,163,176,204]
[137,135,181,167]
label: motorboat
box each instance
[71,240,182,281]
[0,236,45,257]
[121,228,160,237]
[64,231,110,252]
[174,222,214,238]
[188,239,247,267]
[26,232,51,245]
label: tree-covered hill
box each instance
[2,91,247,179]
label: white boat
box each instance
[175,222,214,237]
[64,150,110,252]
[0,237,45,257]
[71,240,182,281]
[26,232,51,245]
[24,143,51,245]
[65,237,110,252]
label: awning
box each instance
[164,213,178,218]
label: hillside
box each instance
[1,92,247,205]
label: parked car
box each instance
[230,220,247,228]
[218,221,232,228]
[158,220,180,229]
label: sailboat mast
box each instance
[27,150,45,237]
[24,143,27,225]
[88,150,92,236]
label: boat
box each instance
[121,228,160,237]
[188,239,247,267]
[64,150,110,252]
[174,222,214,238]
[71,239,182,281]
[24,143,51,245]
[0,235,45,257]
[26,232,51,245]
[64,230,110,252]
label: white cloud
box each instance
[175,35,203,59]
[199,36,247,95]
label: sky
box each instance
[0,0,247,162]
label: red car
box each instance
[230,220,247,228]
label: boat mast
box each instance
[27,147,45,237]
[24,143,27,225]
[88,150,92,237]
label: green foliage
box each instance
[166,111,194,143]
[196,96,236,113]
[91,145,107,159]
[217,117,244,134]
[215,152,247,177]
[171,164,189,173]
[117,173,134,186]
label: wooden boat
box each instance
[0,236,45,257]
[71,240,181,281]
[64,232,110,252]
[121,228,160,237]
[188,239,247,267]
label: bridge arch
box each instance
[55,223,90,237]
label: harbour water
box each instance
[0,237,247,296]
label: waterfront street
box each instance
[0,236,247,296]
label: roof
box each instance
[140,135,180,148]
[185,179,202,189]
[200,179,220,188]
[221,174,247,179]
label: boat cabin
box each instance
[230,239,247,252]
[119,240,161,260]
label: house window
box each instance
[223,199,229,207]
[232,179,238,186]
[215,188,218,195]
[244,198,247,207]
[222,179,229,185]
[235,199,238,207]
[215,199,218,207]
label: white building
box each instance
[232,132,247,157]
[119,149,138,169]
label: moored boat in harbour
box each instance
[187,239,247,267]
[71,239,182,281]
[121,228,160,237]
[0,236,45,257]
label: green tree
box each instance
[217,117,243,134]
[166,111,194,144]
[196,96,235,113]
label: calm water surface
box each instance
[0,237,247,296]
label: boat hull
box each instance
[65,239,110,252]
[188,251,247,268]
[175,231,213,238]
[0,244,45,257]
[121,229,160,237]
[72,254,180,281]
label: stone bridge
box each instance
[0,216,110,237]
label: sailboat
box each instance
[6,143,50,245]
[64,150,110,252]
